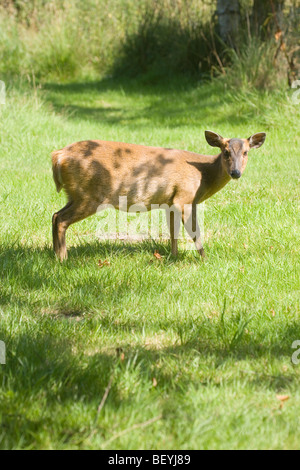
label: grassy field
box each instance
[0,75,299,449]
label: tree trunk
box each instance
[217,0,240,46]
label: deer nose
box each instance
[230,169,241,179]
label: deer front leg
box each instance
[182,204,205,258]
[165,207,181,256]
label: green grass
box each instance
[0,75,299,449]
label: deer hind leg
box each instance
[52,200,97,261]
[52,201,71,259]
[182,204,205,258]
[166,207,181,256]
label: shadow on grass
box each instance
[42,76,258,129]
[0,239,196,306]
[0,323,298,419]
[0,234,299,367]
[0,238,186,271]
[43,75,200,97]
[0,240,299,427]
[0,250,299,448]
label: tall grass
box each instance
[0,0,146,80]
[111,0,218,78]
[0,1,299,85]
[219,38,288,91]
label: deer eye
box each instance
[243,151,247,156]
[224,150,230,158]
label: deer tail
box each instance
[51,150,63,193]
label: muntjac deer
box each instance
[52,130,266,261]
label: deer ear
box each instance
[248,132,266,149]
[205,130,224,148]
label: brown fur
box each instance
[51,131,266,261]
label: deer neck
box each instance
[197,153,231,203]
